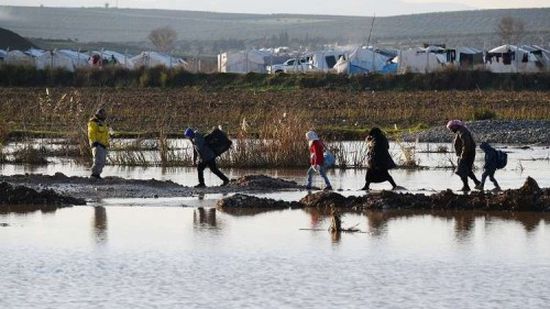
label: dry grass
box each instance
[219,111,311,167]
[1,87,548,167]
[2,88,548,139]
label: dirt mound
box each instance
[216,194,301,215]
[232,175,304,189]
[1,172,183,188]
[300,191,348,208]
[0,182,85,213]
[0,27,36,50]
[217,194,301,209]
[217,178,550,213]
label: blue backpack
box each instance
[323,150,336,168]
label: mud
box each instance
[0,181,85,213]
[217,177,550,213]
[217,193,302,215]
[0,173,305,201]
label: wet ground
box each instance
[1,206,550,308]
[1,143,548,202]
[1,142,549,307]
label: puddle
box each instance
[1,206,549,307]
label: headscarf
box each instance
[446,120,464,131]
[367,127,389,149]
[306,131,319,147]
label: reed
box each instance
[11,144,48,165]
[219,111,311,168]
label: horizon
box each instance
[1,1,550,17]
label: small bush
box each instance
[472,108,497,120]
[12,145,48,165]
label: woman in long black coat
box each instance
[361,127,398,190]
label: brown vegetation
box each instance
[2,88,549,138]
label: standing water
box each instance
[1,142,550,307]
[1,207,550,307]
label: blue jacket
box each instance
[481,143,498,172]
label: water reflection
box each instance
[454,212,476,241]
[193,207,218,228]
[92,206,108,244]
[307,208,323,229]
[366,211,390,236]
[362,210,550,238]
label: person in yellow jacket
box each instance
[88,108,110,179]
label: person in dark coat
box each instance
[447,120,481,192]
[361,127,397,191]
[476,142,502,192]
[184,128,229,188]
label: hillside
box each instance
[0,27,36,50]
[0,6,549,50]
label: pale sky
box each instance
[1,0,549,16]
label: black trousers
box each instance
[198,160,229,185]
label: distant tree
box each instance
[104,3,109,9]
[497,16,525,44]
[148,26,178,52]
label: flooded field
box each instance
[1,142,550,307]
[1,206,550,307]
[2,142,549,194]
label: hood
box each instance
[306,131,319,142]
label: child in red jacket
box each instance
[306,131,332,191]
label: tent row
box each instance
[219,44,550,75]
[0,49,187,72]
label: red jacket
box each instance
[309,140,324,166]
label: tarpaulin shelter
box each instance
[57,49,89,68]
[445,47,484,69]
[131,51,187,69]
[485,44,545,73]
[5,50,34,66]
[90,50,134,69]
[334,47,393,74]
[35,50,76,71]
[218,49,274,73]
[397,46,448,74]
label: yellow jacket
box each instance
[88,117,110,148]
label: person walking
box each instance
[305,131,332,191]
[447,120,481,192]
[88,108,110,179]
[184,128,229,188]
[476,142,503,192]
[361,127,398,191]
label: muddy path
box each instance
[0,173,307,201]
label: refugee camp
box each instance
[1,3,550,309]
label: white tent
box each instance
[35,50,76,71]
[397,46,448,74]
[57,49,90,69]
[90,50,134,69]
[334,47,391,74]
[218,49,272,73]
[485,45,544,73]
[445,47,484,69]
[5,50,35,66]
[131,51,187,69]
[521,45,550,72]
[26,48,46,58]
[309,50,347,72]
